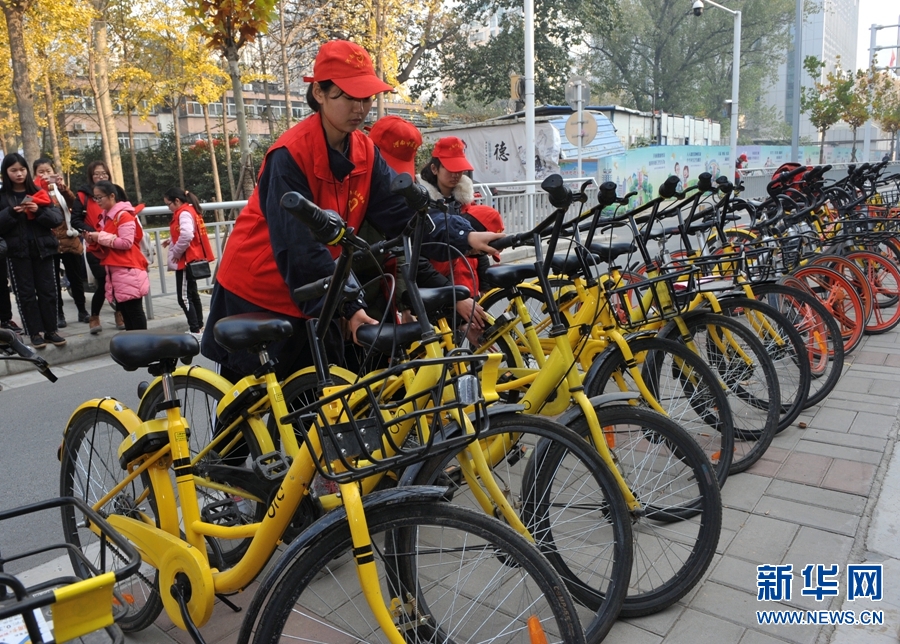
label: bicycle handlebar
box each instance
[281,192,347,246]
[0,329,57,382]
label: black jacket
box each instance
[0,192,64,259]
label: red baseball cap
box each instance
[465,204,504,233]
[368,116,422,176]
[433,136,474,173]
[739,153,748,162]
[303,40,393,98]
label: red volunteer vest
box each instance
[217,113,375,317]
[169,204,215,270]
[78,190,104,231]
[99,207,148,270]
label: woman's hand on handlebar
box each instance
[344,308,379,344]
[467,231,506,258]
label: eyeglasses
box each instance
[92,195,107,203]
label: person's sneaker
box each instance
[57,315,67,328]
[89,316,102,334]
[115,311,126,330]
[78,311,91,324]
[1,320,22,333]
[30,334,47,349]
[44,332,67,347]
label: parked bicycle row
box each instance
[2,157,899,643]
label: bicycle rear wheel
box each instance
[247,501,587,644]
[846,250,900,334]
[564,405,722,617]
[408,413,632,643]
[59,407,163,632]
[789,266,866,354]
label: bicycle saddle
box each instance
[213,312,294,353]
[483,264,540,289]
[587,241,636,263]
[400,286,471,311]
[549,251,599,276]
[356,322,423,355]
[109,332,200,371]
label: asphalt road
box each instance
[0,353,216,573]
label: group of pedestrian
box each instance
[1,153,215,347]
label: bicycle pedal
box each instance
[252,451,291,481]
[201,499,243,526]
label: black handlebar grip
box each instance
[293,277,331,304]
[391,172,430,212]
[541,174,571,209]
[281,192,346,246]
[696,172,713,192]
[658,175,681,199]
[489,234,519,252]
[598,181,619,207]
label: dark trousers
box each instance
[86,252,107,316]
[0,259,12,323]
[176,269,204,332]
[116,297,147,330]
[7,245,58,336]
[55,253,88,316]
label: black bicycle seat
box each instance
[588,241,636,263]
[213,313,294,353]
[356,322,423,355]
[483,264,540,289]
[109,332,200,371]
[401,286,471,311]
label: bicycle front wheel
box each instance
[565,405,723,617]
[408,413,632,643]
[247,501,587,644]
[59,407,163,632]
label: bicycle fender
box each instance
[280,364,358,390]
[584,334,657,394]
[235,486,449,644]
[59,398,143,460]
[136,364,232,418]
[656,308,713,341]
[396,404,525,487]
[554,393,641,429]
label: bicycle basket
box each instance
[690,246,776,285]
[0,497,140,644]
[284,353,490,484]
[603,266,697,330]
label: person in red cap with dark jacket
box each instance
[203,40,504,381]
[0,153,65,348]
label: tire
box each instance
[846,251,900,334]
[711,297,811,431]
[565,405,722,617]
[752,281,845,408]
[789,266,866,354]
[409,413,632,643]
[137,374,267,566]
[659,313,781,473]
[583,336,735,485]
[248,501,587,644]
[809,254,875,322]
[59,408,164,632]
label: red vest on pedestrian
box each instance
[217,113,375,317]
[99,206,148,270]
[169,204,215,270]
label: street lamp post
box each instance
[862,21,900,163]
[694,0,741,179]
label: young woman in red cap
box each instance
[203,40,504,381]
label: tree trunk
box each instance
[87,47,113,173]
[90,13,125,184]
[1,1,40,165]
[279,0,292,129]
[172,93,185,190]
[125,107,142,204]
[222,87,236,200]
[850,126,857,163]
[225,46,256,198]
[818,129,826,164]
[258,37,276,137]
[374,0,385,119]
[42,72,63,172]
[202,104,224,222]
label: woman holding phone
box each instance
[0,153,66,348]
